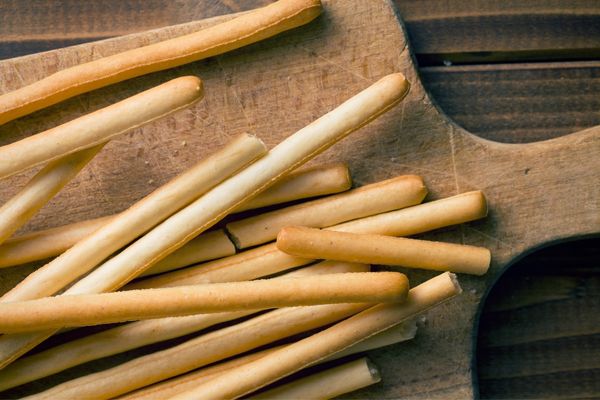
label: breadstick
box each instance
[0,272,407,333]
[0,215,111,268]
[0,261,366,388]
[0,261,368,390]
[334,190,487,235]
[236,162,351,212]
[142,230,235,276]
[0,72,409,368]
[227,175,426,249]
[129,191,486,290]
[0,0,322,125]
[121,320,414,400]
[0,163,347,270]
[126,242,308,290]
[2,133,265,302]
[26,305,370,400]
[251,357,380,400]
[169,272,461,400]
[0,145,104,246]
[277,226,491,275]
[0,76,203,180]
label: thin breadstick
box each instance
[0,145,104,246]
[0,272,407,333]
[0,72,409,368]
[126,243,310,290]
[251,357,380,400]
[0,215,111,268]
[0,76,203,180]
[142,230,235,276]
[2,133,266,302]
[226,175,426,249]
[331,319,417,359]
[0,163,348,270]
[0,0,322,125]
[120,319,415,400]
[0,261,368,390]
[334,190,488,235]
[120,347,284,400]
[277,226,491,275]
[26,305,371,400]
[129,190,486,290]
[236,162,351,212]
[169,272,461,400]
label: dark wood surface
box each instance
[0,1,599,399]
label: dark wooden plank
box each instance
[476,238,600,399]
[395,0,600,63]
[479,367,600,399]
[420,61,600,142]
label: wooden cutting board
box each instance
[0,0,598,398]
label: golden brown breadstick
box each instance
[0,163,347,270]
[120,347,283,400]
[226,175,426,249]
[0,72,409,368]
[251,357,380,400]
[334,190,487,235]
[0,145,104,246]
[0,215,111,268]
[126,242,309,290]
[122,320,415,400]
[169,272,461,400]
[129,191,486,290]
[26,304,370,400]
[236,162,351,212]
[0,0,322,125]
[2,133,265,303]
[0,76,203,180]
[142,230,235,276]
[0,272,407,333]
[277,226,491,275]
[0,261,368,390]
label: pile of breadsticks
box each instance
[0,0,490,398]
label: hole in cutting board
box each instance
[474,237,600,399]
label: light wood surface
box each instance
[0,1,598,398]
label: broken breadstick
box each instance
[0,261,368,390]
[277,226,491,275]
[26,304,371,399]
[169,272,461,400]
[0,76,203,180]
[227,174,426,249]
[123,320,415,400]
[0,145,104,246]
[2,133,266,303]
[129,190,486,290]
[251,357,380,400]
[0,163,349,270]
[0,0,322,125]
[236,162,351,212]
[0,272,407,333]
[0,72,409,369]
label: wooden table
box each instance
[1,1,599,398]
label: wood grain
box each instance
[0,1,599,399]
